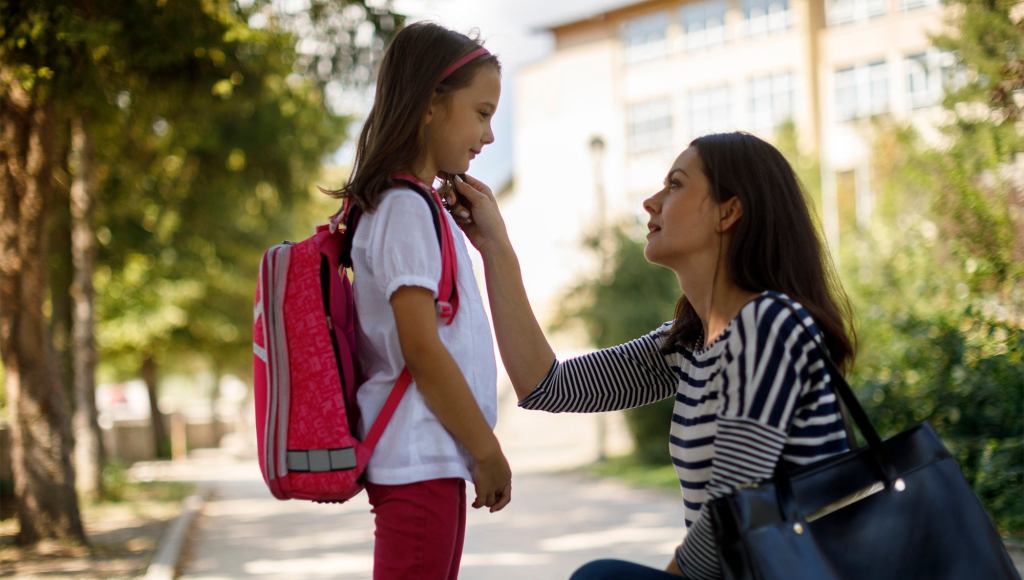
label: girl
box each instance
[325,22,509,580]
[450,132,856,579]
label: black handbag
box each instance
[705,311,1021,580]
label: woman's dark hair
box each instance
[323,22,500,212]
[664,131,856,371]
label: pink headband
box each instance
[439,47,491,82]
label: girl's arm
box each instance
[391,285,511,512]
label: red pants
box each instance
[365,478,467,580]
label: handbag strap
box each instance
[764,299,903,523]
[775,300,898,485]
[776,299,884,449]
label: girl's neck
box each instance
[408,154,439,190]
[675,260,759,349]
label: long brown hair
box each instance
[323,22,500,212]
[664,132,856,371]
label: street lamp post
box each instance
[589,135,608,462]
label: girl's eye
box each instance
[669,180,682,189]
[479,111,492,119]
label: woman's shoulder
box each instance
[732,291,824,349]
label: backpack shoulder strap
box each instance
[388,175,460,324]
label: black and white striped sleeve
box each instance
[676,296,827,580]
[518,322,678,413]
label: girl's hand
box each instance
[449,174,511,254]
[471,446,512,513]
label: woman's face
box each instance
[643,146,727,269]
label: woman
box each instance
[451,132,856,579]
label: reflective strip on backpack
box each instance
[286,447,357,472]
[262,246,279,481]
[272,244,292,479]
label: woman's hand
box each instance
[665,557,685,577]
[448,174,511,254]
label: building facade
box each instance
[502,0,950,339]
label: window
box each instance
[900,0,939,11]
[682,0,728,51]
[628,99,673,154]
[905,51,955,109]
[622,12,669,62]
[834,61,889,121]
[827,0,885,25]
[741,0,792,36]
[688,85,733,138]
[748,72,794,131]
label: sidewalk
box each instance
[147,381,1024,579]
[158,452,680,580]
[150,385,678,579]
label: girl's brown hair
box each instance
[324,22,500,212]
[664,132,856,371]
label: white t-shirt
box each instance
[351,186,498,485]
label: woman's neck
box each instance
[676,261,759,349]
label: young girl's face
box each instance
[424,64,501,176]
[643,146,736,269]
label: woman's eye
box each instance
[669,180,682,189]
[479,111,491,119]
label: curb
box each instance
[144,484,210,580]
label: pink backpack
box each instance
[253,174,459,502]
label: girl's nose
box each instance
[483,124,495,145]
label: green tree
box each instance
[0,1,88,546]
[0,0,401,545]
[841,0,1022,533]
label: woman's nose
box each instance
[642,192,660,215]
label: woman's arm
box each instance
[451,175,676,408]
[391,286,511,512]
[479,240,557,400]
[450,175,556,400]
[518,332,677,413]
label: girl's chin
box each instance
[442,162,471,176]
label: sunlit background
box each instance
[1,0,1020,577]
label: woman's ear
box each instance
[717,197,743,233]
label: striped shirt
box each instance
[520,291,849,580]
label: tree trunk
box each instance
[0,72,87,546]
[70,114,105,500]
[48,135,74,409]
[141,354,169,459]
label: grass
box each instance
[586,454,680,492]
[0,464,194,578]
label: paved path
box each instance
[136,382,681,579]
[152,454,680,580]
[139,379,1023,579]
